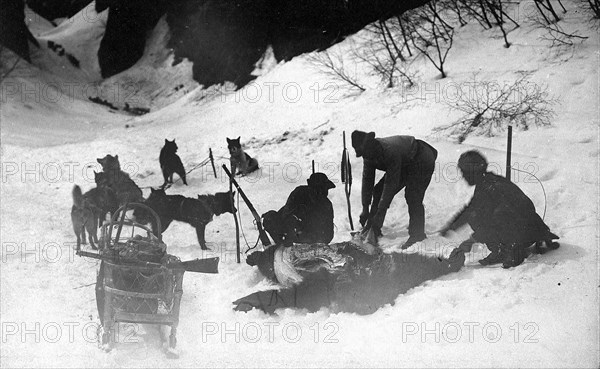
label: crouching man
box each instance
[440,150,559,268]
[262,172,335,245]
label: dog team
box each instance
[71,137,255,250]
[72,131,559,269]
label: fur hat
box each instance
[307,172,335,189]
[458,150,488,173]
[351,130,376,157]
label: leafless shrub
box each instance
[589,0,600,16]
[531,16,588,48]
[440,0,469,26]
[306,47,366,94]
[354,19,418,88]
[484,0,520,47]
[435,73,558,142]
[459,0,495,28]
[533,0,563,23]
[407,2,455,79]
[579,0,600,18]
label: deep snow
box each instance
[1,0,599,367]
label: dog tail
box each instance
[72,185,84,207]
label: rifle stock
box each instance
[168,257,220,274]
[76,251,220,274]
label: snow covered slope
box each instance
[26,2,107,82]
[0,0,598,367]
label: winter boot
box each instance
[546,239,560,249]
[401,234,427,249]
[534,239,560,254]
[478,243,503,265]
[534,240,547,254]
[502,243,526,269]
[478,251,504,265]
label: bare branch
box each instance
[354,18,419,88]
[530,15,588,50]
[306,48,366,94]
[408,5,455,78]
[435,74,558,142]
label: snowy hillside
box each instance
[1,0,598,367]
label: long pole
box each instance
[229,172,241,263]
[222,165,272,247]
[209,148,217,178]
[506,125,513,181]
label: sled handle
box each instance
[108,202,163,246]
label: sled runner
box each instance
[76,203,219,357]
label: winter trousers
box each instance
[370,140,438,238]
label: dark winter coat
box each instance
[447,172,558,245]
[276,185,334,244]
[361,136,418,210]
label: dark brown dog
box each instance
[92,171,120,225]
[134,188,235,250]
[97,154,143,204]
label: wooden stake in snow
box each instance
[506,125,513,181]
[209,148,217,178]
[342,132,354,231]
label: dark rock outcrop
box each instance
[96,0,169,78]
[27,0,92,21]
[4,0,430,86]
[0,0,39,62]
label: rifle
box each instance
[77,250,220,274]
[222,165,272,247]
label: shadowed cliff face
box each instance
[163,0,430,87]
[6,0,428,87]
[27,0,94,21]
[166,0,271,87]
[1,0,39,62]
[95,0,168,78]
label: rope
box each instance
[511,166,548,220]
[140,156,212,190]
[235,192,260,253]
[73,282,96,289]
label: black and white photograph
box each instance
[0,0,598,367]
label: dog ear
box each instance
[165,139,168,143]
[115,154,119,160]
[226,138,231,143]
[366,132,376,141]
[236,136,240,141]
